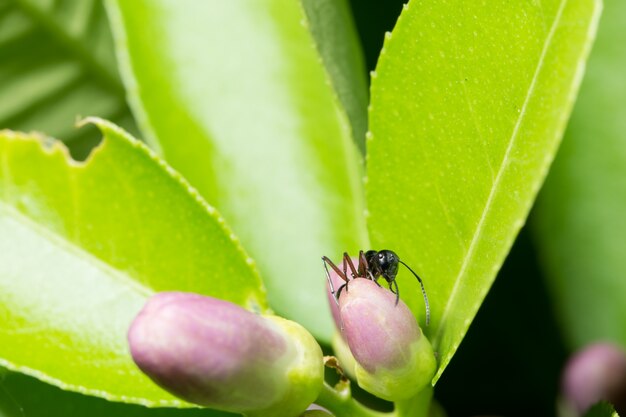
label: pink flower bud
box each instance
[338,278,436,401]
[325,257,359,380]
[326,265,344,330]
[562,342,626,415]
[128,292,323,416]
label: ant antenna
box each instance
[398,260,430,326]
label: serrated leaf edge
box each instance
[82,117,269,313]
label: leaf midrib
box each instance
[0,200,153,299]
[432,0,569,349]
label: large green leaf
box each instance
[534,0,626,349]
[0,0,137,157]
[106,0,368,341]
[0,119,266,405]
[367,0,601,383]
[0,370,234,417]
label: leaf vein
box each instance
[0,200,153,299]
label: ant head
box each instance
[377,250,400,282]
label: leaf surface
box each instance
[106,0,368,341]
[0,0,137,157]
[0,120,266,405]
[0,370,234,417]
[366,0,601,382]
[533,0,626,349]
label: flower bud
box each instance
[561,342,626,415]
[326,267,344,331]
[128,292,323,416]
[338,278,436,401]
[325,263,358,379]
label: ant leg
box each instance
[357,250,366,277]
[322,258,337,303]
[359,250,376,281]
[322,256,349,304]
[336,282,348,300]
[337,254,369,300]
[338,253,362,299]
[343,252,359,279]
[391,279,400,306]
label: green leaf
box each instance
[0,371,234,417]
[0,119,266,405]
[533,0,626,349]
[583,402,620,417]
[301,0,369,152]
[106,0,368,341]
[366,0,601,383]
[0,0,138,158]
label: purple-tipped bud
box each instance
[561,342,626,415]
[325,263,358,379]
[326,266,344,331]
[129,292,323,416]
[338,279,436,401]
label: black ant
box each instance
[322,250,430,326]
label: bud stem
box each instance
[315,381,436,417]
[394,385,434,417]
[316,382,389,417]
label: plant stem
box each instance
[316,378,437,417]
[316,382,391,417]
[394,386,433,417]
